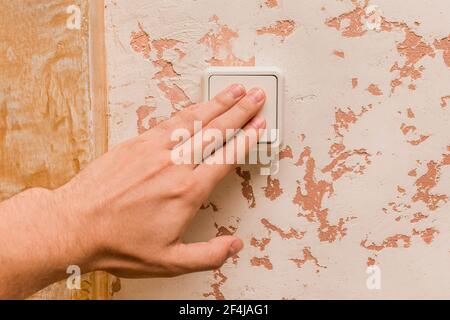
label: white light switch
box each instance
[204,67,284,146]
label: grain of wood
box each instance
[0,0,109,300]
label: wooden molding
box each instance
[89,0,109,159]
[86,0,111,300]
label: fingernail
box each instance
[248,88,265,103]
[249,115,266,129]
[228,239,244,257]
[228,84,245,99]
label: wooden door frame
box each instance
[89,0,108,160]
[85,0,111,300]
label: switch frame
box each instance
[203,67,284,147]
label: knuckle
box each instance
[155,119,172,133]
[171,178,199,199]
[163,261,186,277]
[212,94,229,107]
[237,101,254,115]
[207,119,226,133]
[157,152,175,169]
[185,103,202,112]
[182,178,210,203]
[178,108,199,124]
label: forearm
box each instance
[0,188,95,299]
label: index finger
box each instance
[148,84,246,148]
[194,115,266,191]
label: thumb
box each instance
[170,236,244,274]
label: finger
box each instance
[179,87,266,167]
[195,115,266,188]
[169,236,244,273]
[149,84,246,148]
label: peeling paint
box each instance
[279,145,294,160]
[236,167,256,208]
[400,123,430,146]
[367,258,376,266]
[333,50,345,59]
[293,147,351,243]
[250,256,273,270]
[410,212,428,223]
[390,29,435,92]
[261,218,305,240]
[130,24,151,59]
[367,84,382,96]
[263,176,283,201]
[264,0,278,8]
[434,35,450,67]
[136,105,157,134]
[250,237,271,251]
[413,228,439,245]
[199,16,255,66]
[201,202,220,212]
[440,96,450,109]
[130,23,191,110]
[325,0,368,38]
[412,160,448,210]
[361,234,412,252]
[257,20,296,41]
[215,223,237,237]
[203,270,227,300]
[290,247,326,272]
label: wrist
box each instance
[0,187,101,299]
[49,185,103,275]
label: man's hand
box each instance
[63,84,266,277]
[0,84,266,299]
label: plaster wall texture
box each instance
[105,0,450,299]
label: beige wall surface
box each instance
[105,0,450,299]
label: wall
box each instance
[105,0,450,299]
[0,0,91,200]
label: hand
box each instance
[57,84,267,278]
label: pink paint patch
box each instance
[250,256,273,270]
[361,234,412,252]
[236,167,256,208]
[263,176,283,201]
[434,35,450,67]
[157,82,192,110]
[257,20,296,41]
[136,105,157,134]
[441,96,450,109]
[367,84,383,96]
[265,0,278,8]
[199,16,255,66]
[130,24,151,59]
[333,50,345,59]
[290,247,326,272]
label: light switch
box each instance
[204,67,283,146]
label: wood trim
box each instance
[89,0,108,159]
[86,0,111,300]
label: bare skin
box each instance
[0,84,266,300]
